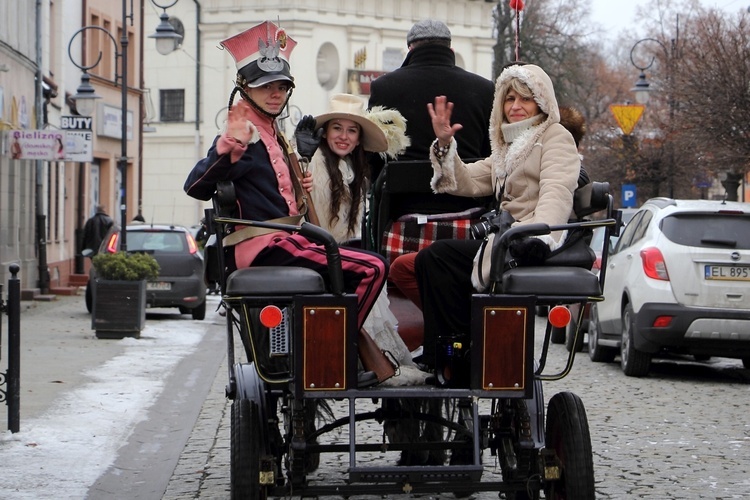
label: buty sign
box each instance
[61,115,93,162]
[61,116,93,130]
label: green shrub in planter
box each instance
[92,252,160,281]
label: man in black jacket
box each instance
[368,20,495,173]
[82,205,114,255]
[367,20,496,310]
[368,20,496,467]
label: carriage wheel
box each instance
[544,392,595,500]
[231,398,268,500]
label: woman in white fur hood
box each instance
[413,63,581,371]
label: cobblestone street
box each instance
[164,316,750,499]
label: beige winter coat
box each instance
[428,64,581,289]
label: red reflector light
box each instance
[652,316,674,328]
[548,306,571,329]
[259,306,283,328]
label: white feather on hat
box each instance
[366,106,411,160]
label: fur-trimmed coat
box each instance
[429,64,580,245]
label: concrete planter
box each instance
[92,279,147,339]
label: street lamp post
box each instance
[628,16,680,198]
[148,0,200,152]
[68,3,133,251]
[68,1,182,252]
[149,1,183,55]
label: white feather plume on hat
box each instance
[366,106,411,160]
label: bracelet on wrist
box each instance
[432,139,450,160]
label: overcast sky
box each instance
[589,0,746,40]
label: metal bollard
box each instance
[2,264,21,433]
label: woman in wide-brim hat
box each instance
[305,93,390,242]
[301,94,428,385]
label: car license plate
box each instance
[704,265,750,281]
[147,281,172,291]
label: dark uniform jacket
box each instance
[184,136,293,222]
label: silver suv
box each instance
[588,198,750,376]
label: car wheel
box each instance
[85,283,93,313]
[565,318,584,353]
[620,304,651,377]
[588,304,616,363]
[191,301,206,320]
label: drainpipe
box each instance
[193,0,202,162]
[35,0,50,294]
[137,0,145,219]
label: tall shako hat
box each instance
[220,21,297,88]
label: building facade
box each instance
[0,0,144,294]
[141,0,496,228]
[1,0,494,294]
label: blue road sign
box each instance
[622,184,637,207]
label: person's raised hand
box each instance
[226,99,253,146]
[295,115,323,160]
[427,95,463,147]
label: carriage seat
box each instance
[225,266,325,296]
[499,181,611,298]
[501,266,601,297]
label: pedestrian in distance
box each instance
[82,205,114,256]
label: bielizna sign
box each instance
[5,130,65,160]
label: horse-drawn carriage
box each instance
[205,161,619,499]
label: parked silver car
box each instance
[86,224,207,320]
[588,198,750,376]
[554,208,638,351]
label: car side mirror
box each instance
[82,249,93,258]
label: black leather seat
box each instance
[225,266,325,296]
[501,266,601,297]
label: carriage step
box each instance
[349,464,483,483]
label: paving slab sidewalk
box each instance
[1,292,128,424]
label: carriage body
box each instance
[209,165,618,499]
